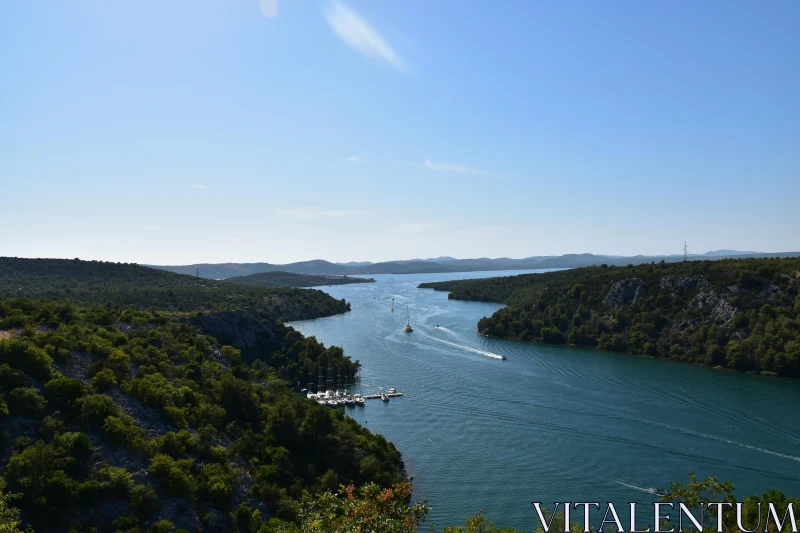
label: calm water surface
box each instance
[290,270,800,531]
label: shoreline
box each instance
[477,331,791,379]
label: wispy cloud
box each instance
[276,207,375,220]
[325,1,405,72]
[259,0,278,18]
[424,160,483,175]
[347,155,367,163]
[192,184,211,189]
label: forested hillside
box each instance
[227,271,374,288]
[0,258,350,322]
[0,258,407,532]
[420,258,800,377]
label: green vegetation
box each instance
[227,271,374,288]
[0,258,350,322]
[0,297,404,531]
[0,258,406,532]
[420,258,800,377]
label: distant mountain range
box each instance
[147,250,800,280]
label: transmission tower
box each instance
[683,241,689,262]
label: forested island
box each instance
[227,271,374,288]
[420,258,800,378]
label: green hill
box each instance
[0,258,405,532]
[227,271,374,288]
[420,258,800,378]
[0,257,350,322]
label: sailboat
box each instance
[403,305,413,333]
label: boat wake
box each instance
[615,481,655,494]
[706,434,800,462]
[426,334,506,360]
[435,325,458,336]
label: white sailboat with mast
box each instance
[403,304,413,333]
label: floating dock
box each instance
[362,392,404,400]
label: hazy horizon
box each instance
[2,1,798,264]
[4,248,799,267]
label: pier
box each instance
[362,392,404,400]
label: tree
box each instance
[0,485,31,533]
[270,483,428,533]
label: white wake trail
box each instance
[435,325,458,337]
[615,481,655,493]
[427,334,506,360]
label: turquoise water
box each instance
[289,270,800,531]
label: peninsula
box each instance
[419,258,800,378]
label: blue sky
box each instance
[1,0,798,265]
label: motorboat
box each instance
[653,488,668,496]
[387,387,397,394]
[317,398,326,406]
[380,393,389,402]
[345,395,355,406]
[354,394,365,406]
[327,398,338,407]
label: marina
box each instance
[301,355,403,407]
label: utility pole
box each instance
[196,267,199,278]
[683,241,689,262]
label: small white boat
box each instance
[354,395,365,406]
[380,393,389,402]
[387,387,397,394]
[317,399,326,406]
[345,396,355,406]
[327,399,338,407]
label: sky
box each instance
[1,0,798,265]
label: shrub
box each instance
[8,387,47,418]
[92,368,117,391]
[150,519,176,533]
[0,340,53,380]
[149,454,194,497]
[162,406,187,428]
[102,414,147,452]
[40,415,66,441]
[79,394,120,425]
[44,374,84,408]
[0,364,29,391]
[129,484,158,517]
